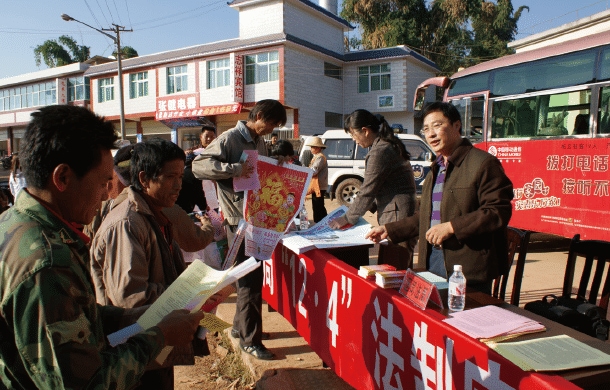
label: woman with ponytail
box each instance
[328,109,417,269]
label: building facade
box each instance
[0,0,438,154]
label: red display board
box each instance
[479,138,610,241]
[262,245,580,390]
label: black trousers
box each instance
[227,224,264,347]
[311,190,327,223]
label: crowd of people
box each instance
[0,99,513,388]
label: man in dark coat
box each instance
[367,102,513,293]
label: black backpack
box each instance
[524,294,610,341]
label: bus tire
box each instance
[335,178,362,206]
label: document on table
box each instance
[281,206,373,254]
[489,334,610,371]
[443,305,545,342]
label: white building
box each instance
[0,0,438,154]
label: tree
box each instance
[34,35,90,68]
[341,0,529,76]
[113,46,139,59]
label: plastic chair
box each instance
[492,227,531,306]
[562,234,610,312]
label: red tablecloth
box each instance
[262,245,580,390]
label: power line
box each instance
[518,0,609,36]
[83,0,102,28]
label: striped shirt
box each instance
[430,155,447,227]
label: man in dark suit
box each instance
[366,102,514,294]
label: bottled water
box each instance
[299,207,309,230]
[448,264,466,312]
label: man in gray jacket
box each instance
[367,102,513,294]
[192,99,287,360]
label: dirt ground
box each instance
[175,332,255,390]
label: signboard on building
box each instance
[57,79,67,105]
[233,53,244,103]
[156,93,242,120]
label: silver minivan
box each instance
[300,130,435,206]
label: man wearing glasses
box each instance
[367,102,513,294]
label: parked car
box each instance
[299,130,435,206]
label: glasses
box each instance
[419,121,447,136]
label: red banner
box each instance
[479,138,610,241]
[263,246,580,390]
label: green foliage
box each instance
[341,0,529,76]
[33,35,90,68]
[113,46,139,59]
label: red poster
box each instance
[242,156,311,259]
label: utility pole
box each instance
[61,14,132,140]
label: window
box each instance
[1,82,56,111]
[207,58,230,89]
[323,139,354,160]
[325,112,343,128]
[167,65,188,94]
[358,64,391,93]
[68,77,90,101]
[324,62,342,80]
[98,77,114,103]
[402,140,430,162]
[129,72,148,99]
[491,90,591,138]
[0,90,8,111]
[245,51,279,85]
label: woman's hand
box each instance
[365,225,388,243]
[328,215,348,230]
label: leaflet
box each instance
[107,258,260,352]
[443,305,545,341]
[281,206,373,254]
[242,155,311,259]
[489,334,610,371]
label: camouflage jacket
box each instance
[0,190,165,390]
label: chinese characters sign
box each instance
[485,139,610,240]
[156,93,242,120]
[262,246,578,390]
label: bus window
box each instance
[598,87,610,134]
[541,90,590,136]
[448,96,485,143]
[491,98,538,138]
[491,90,590,138]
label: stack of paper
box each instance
[489,335,610,372]
[417,271,449,290]
[443,305,546,342]
[375,270,407,289]
[358,264,396,281]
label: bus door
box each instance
[447,95,487,145]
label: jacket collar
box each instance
[236,120,258,144]
[434,138,473,168]
[14,189,87,246]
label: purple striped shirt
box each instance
[430,155,447,227]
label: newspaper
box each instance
[281,206,373,254]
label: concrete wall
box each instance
[283,46,343,135]
[344,58,409,113]
[284,1,345,54]
[238,1,284,39]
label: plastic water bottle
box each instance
[299,207,309,230]
[448,264,466,312]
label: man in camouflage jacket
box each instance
[0,105,202,389]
